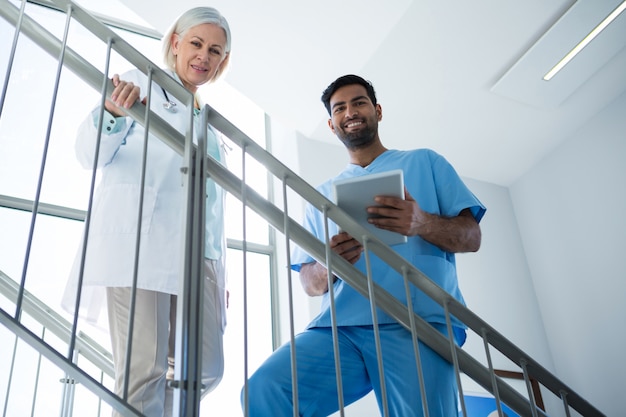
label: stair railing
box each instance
[0,1,605,416]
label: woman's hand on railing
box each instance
[105,74,144,117]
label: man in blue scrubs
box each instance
[244,74,486,416]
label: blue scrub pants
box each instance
[242,323,460,417]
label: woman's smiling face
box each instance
[171,23,228,92]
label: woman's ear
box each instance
[218,52,230,72]
[170,33,180,55]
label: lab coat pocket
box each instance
[90,184,157,235]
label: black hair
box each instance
[321,74,377,115]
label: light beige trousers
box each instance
[107,259,225,417]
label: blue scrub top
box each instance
[291,149,486,336]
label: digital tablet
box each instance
[332,169,407,246]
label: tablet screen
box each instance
[332,169,407,246]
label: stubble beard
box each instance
[337,124,377,151]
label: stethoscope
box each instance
[162,87,177,113]
[161,87,230,155]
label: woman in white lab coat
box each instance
[63,7,231,417]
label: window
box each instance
[0,1,274,415]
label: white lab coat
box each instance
[62,69,227,328]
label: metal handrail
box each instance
[0,1,605,416]
[0,194,86,221]
[0,270,113,377]
[0,309,142,417]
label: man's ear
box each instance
[376,104,382,121]
[327,118,335,133]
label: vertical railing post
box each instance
[241,143,251,417]
[322,206,345,417]
[560,389,572,417]
[362,238,389,417]
[59,349,79,417]
[30,328,46,416]
[402,266,429,417]
[0,0,25,116]
[482,328,504,417]
[172,102,207,417]
[15,0,74,321]
[281,176,301,417]
[444,301,466,417]
[3,336,19,416]
[521,359,539,417]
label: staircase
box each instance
[0,1,605,416]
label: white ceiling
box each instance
[122,0,626,186]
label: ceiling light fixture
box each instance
[543,0,626,81]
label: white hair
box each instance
[161,7,232,81]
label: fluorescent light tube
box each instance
[543,0,626,81]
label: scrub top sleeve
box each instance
[290,246,312,272]
[430,151,486,223]
[290,202,324,271]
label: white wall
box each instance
[510,91,626,417]
[458,178,553,368]
[457,179,564,416]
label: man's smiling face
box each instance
[327,84,382,150]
